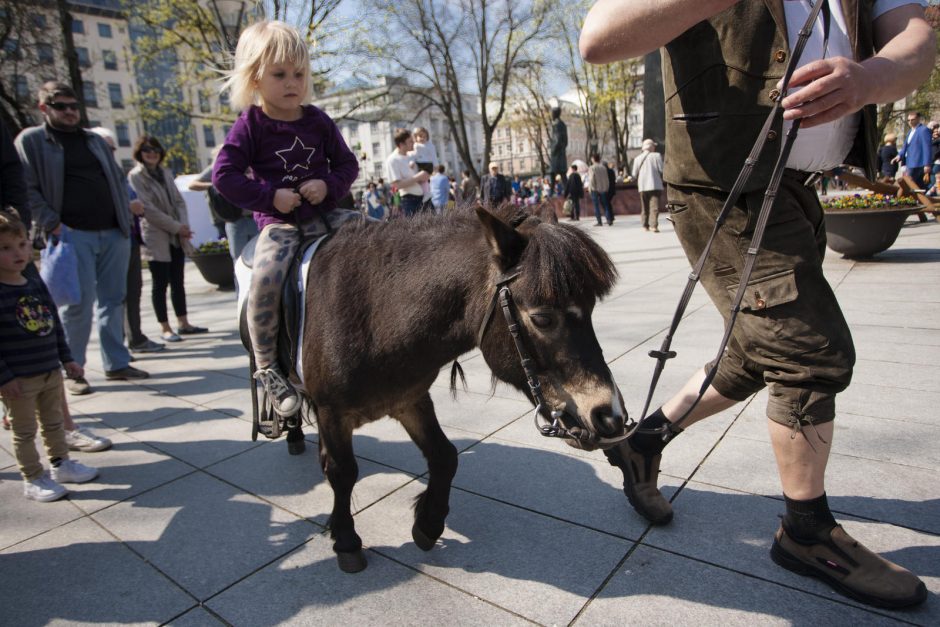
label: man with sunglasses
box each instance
[15,81,148,395]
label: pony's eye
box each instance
[529,313,553,329]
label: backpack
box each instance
[206,185,246,223]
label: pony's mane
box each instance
[515,218,618,307]
[331,203,617,306]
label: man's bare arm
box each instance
[781,4,935,128]
[579,0,737,63]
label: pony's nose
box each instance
[591,405,623,437]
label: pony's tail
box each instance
[449,360,467,399]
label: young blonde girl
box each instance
[213,21,360,416]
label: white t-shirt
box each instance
[783,0,925,172]
[411,141,438,164]
[385,151,422,196]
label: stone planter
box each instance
[190,251,235,288]
[824,206,919,258]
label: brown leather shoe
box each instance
[771,524,926,609]
[605,441,673,525]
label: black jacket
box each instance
[564,172,583,199]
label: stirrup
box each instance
[254,367,299,417]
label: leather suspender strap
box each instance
[639,0,829,436]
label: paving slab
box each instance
[1,215,936,625]
[0,516,196,626]
[90,471,321,600]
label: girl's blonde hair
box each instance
[224,20,311,110]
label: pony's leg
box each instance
[318,413,366,572]
[395,393,458,551]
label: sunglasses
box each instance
[47,102,81,111]
[140,146,160,154]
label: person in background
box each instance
[15,81,148,394]
[1,119,112,452]
[385,128,429,218]
[480,162,511,207]
[564,163,584,221]
[430,164,450,215]
[586,153,613,226]
[896,111,933,189]
[189,149,259,261]
[410,126,437,210]
[89,127,164,354]
[632,139,665,232]
[128,135,208,343]
[877,133,899,182]
[458,170,477,207]
[0,209,98,502]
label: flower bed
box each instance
[821,193,919,212]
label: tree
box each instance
[364,0,551,183]
[0,1,67,133]
[556,2,641,167]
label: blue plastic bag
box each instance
[39,230,80,307]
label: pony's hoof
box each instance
[336,550,367,573]
[411,522,438,551]
[287,438,306,455]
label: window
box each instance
[83,81,97,108]
[108,83,123,108]
[203,125,215,148]
[219,91,229,109]
[37,43,54,64]
[15,76,28,100]
[372,142,381,158]
[72,19,84,34]
[76,47,90,68]
[116,122,130,147]
[222,124,232,139]
[97,23,112,38]
[102,50,117,70]
[199,91,210,113]
[3,39,20,60]
[121,159,134,172]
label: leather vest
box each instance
[661,0,877,192]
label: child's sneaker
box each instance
[23,474,68,502]
[51,459,98,484]
[65,427,112,452]
[253,367,300,417]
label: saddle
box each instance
[235,233,329,439]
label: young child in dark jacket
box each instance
[0,210,98,501]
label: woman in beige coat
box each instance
[127,136,207,342]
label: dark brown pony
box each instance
[300,204,624,572]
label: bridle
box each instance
[476,264,636,449]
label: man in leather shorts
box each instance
[581,0,935,609]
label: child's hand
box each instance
[63,362,84,380]
[274,188,302,214]
[298,179,328,205]
[0,378,22,400]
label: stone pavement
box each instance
[1,213,938,626]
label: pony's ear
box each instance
[475,206,526,270]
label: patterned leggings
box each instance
[248,210,364,369]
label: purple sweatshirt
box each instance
[212,105,359,230]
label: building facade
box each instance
[316,76,485,190]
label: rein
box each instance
[478,266,635,449]
[638,0,830,442]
